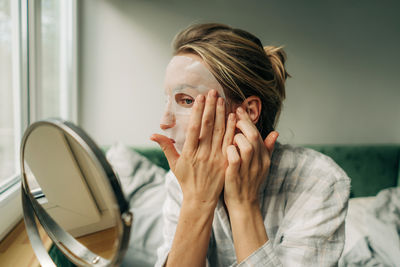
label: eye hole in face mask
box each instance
[175,93,195,108]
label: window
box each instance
[0,0,77,241]
[36,0,77,121]
[0,0,17,191]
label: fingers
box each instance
[264,131,279,158]
[182,90,228,158]
[182,94,205,153]
[150,133,179,170]
[211,97,226,152]
[235,107,263,165]
[222,113,236,157]
[198,90,218,148]
[235,107,262,145]
[226,145,240,180]
[233,133,253,172]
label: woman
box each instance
[151,23,350,266]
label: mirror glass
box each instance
[21,121,125,263]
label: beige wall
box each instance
[78,0,400,147]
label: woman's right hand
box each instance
[151,89,235,208]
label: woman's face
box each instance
[161,53,225,153]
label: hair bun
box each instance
[263,46,289,98]
[264,46,286,63]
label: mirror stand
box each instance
[22,185,56,267]
[20,119,133,267]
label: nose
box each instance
[160,109,175,130]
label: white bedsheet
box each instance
[342,196,376,255]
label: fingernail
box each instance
[237,107,244,114]
[209,89,217,97]
[197,94,205,103]
[217,97,224,106]
[229,113,236,121]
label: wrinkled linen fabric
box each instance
[341,197,376,257]
[156,143,351,267]
[106,143,167,267]
[340,187,400,267]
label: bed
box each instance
[49,143,400,266]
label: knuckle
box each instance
[189,124,200,132]
[249,132,259,142]
[250,167,258,177]
[197,153,208,162]
[203,117,212,126]
[242,144,253,155]
[213,126,223,135]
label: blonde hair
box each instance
[172,23,289,139]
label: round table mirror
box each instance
[20,119,132,267]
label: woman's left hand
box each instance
[224,106,279,214]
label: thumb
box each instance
[150,134,179,170]
[263,131,279,158]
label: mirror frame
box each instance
[20,119,132,266]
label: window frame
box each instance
[0,0,78,241]
[0,0,28,241]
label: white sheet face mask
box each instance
[161,55,225,153]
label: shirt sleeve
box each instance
[155,170,182,267]
[155,170,212,267]
[235,173,350,267]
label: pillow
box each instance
[340,187,400,266]
[341,196,376,256]
[106,143,167,267]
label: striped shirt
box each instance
[156,143,350,266]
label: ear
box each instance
[241,96,262,124]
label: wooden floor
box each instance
[0,219,52,267]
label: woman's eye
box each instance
[175,93,195,108]
[183,98,193,105]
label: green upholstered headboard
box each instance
[128,145,400,198]
[304,145,400,198]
